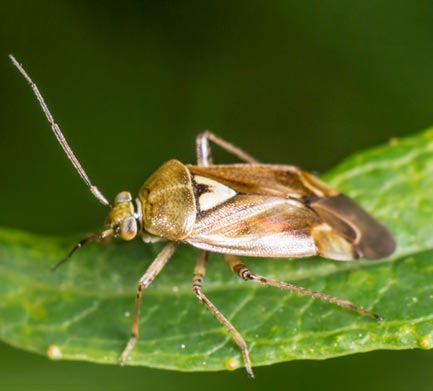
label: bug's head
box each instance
[51,191,141,271]
[106,191,140,241]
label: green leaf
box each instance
[2,128,433,374]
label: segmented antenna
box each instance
[51,228,114,271]
[9,54,111,207]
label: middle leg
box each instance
[192,250,254,377]
[195,130,259,166]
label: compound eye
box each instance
[120,217,137,241]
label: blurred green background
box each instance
[2,1,433,390]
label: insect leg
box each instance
[192,250,254,378]
[119,242,178,365]
[196,130,259,166]
[225,254,383,321]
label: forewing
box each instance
[186,164,395,260]
[187,164,338,199]
[185,194,357,260]
[309,194,396,259]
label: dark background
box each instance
[2,1,433,390]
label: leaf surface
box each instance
[2,129,433,372]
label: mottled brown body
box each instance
[10,55,396,378]
[139,160,196,241]
[136,160,395,261]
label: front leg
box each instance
[119,242,178,365]
[195,130,259,166]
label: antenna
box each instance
[9,54,111,207]
[51,228,114,271]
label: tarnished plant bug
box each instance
[9,55,396,377]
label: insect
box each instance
[9,54,396,378]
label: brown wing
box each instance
[309,194,396,259]
[185,164,395,260]
[187,164,339,199]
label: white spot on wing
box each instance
[194,175,237,211]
